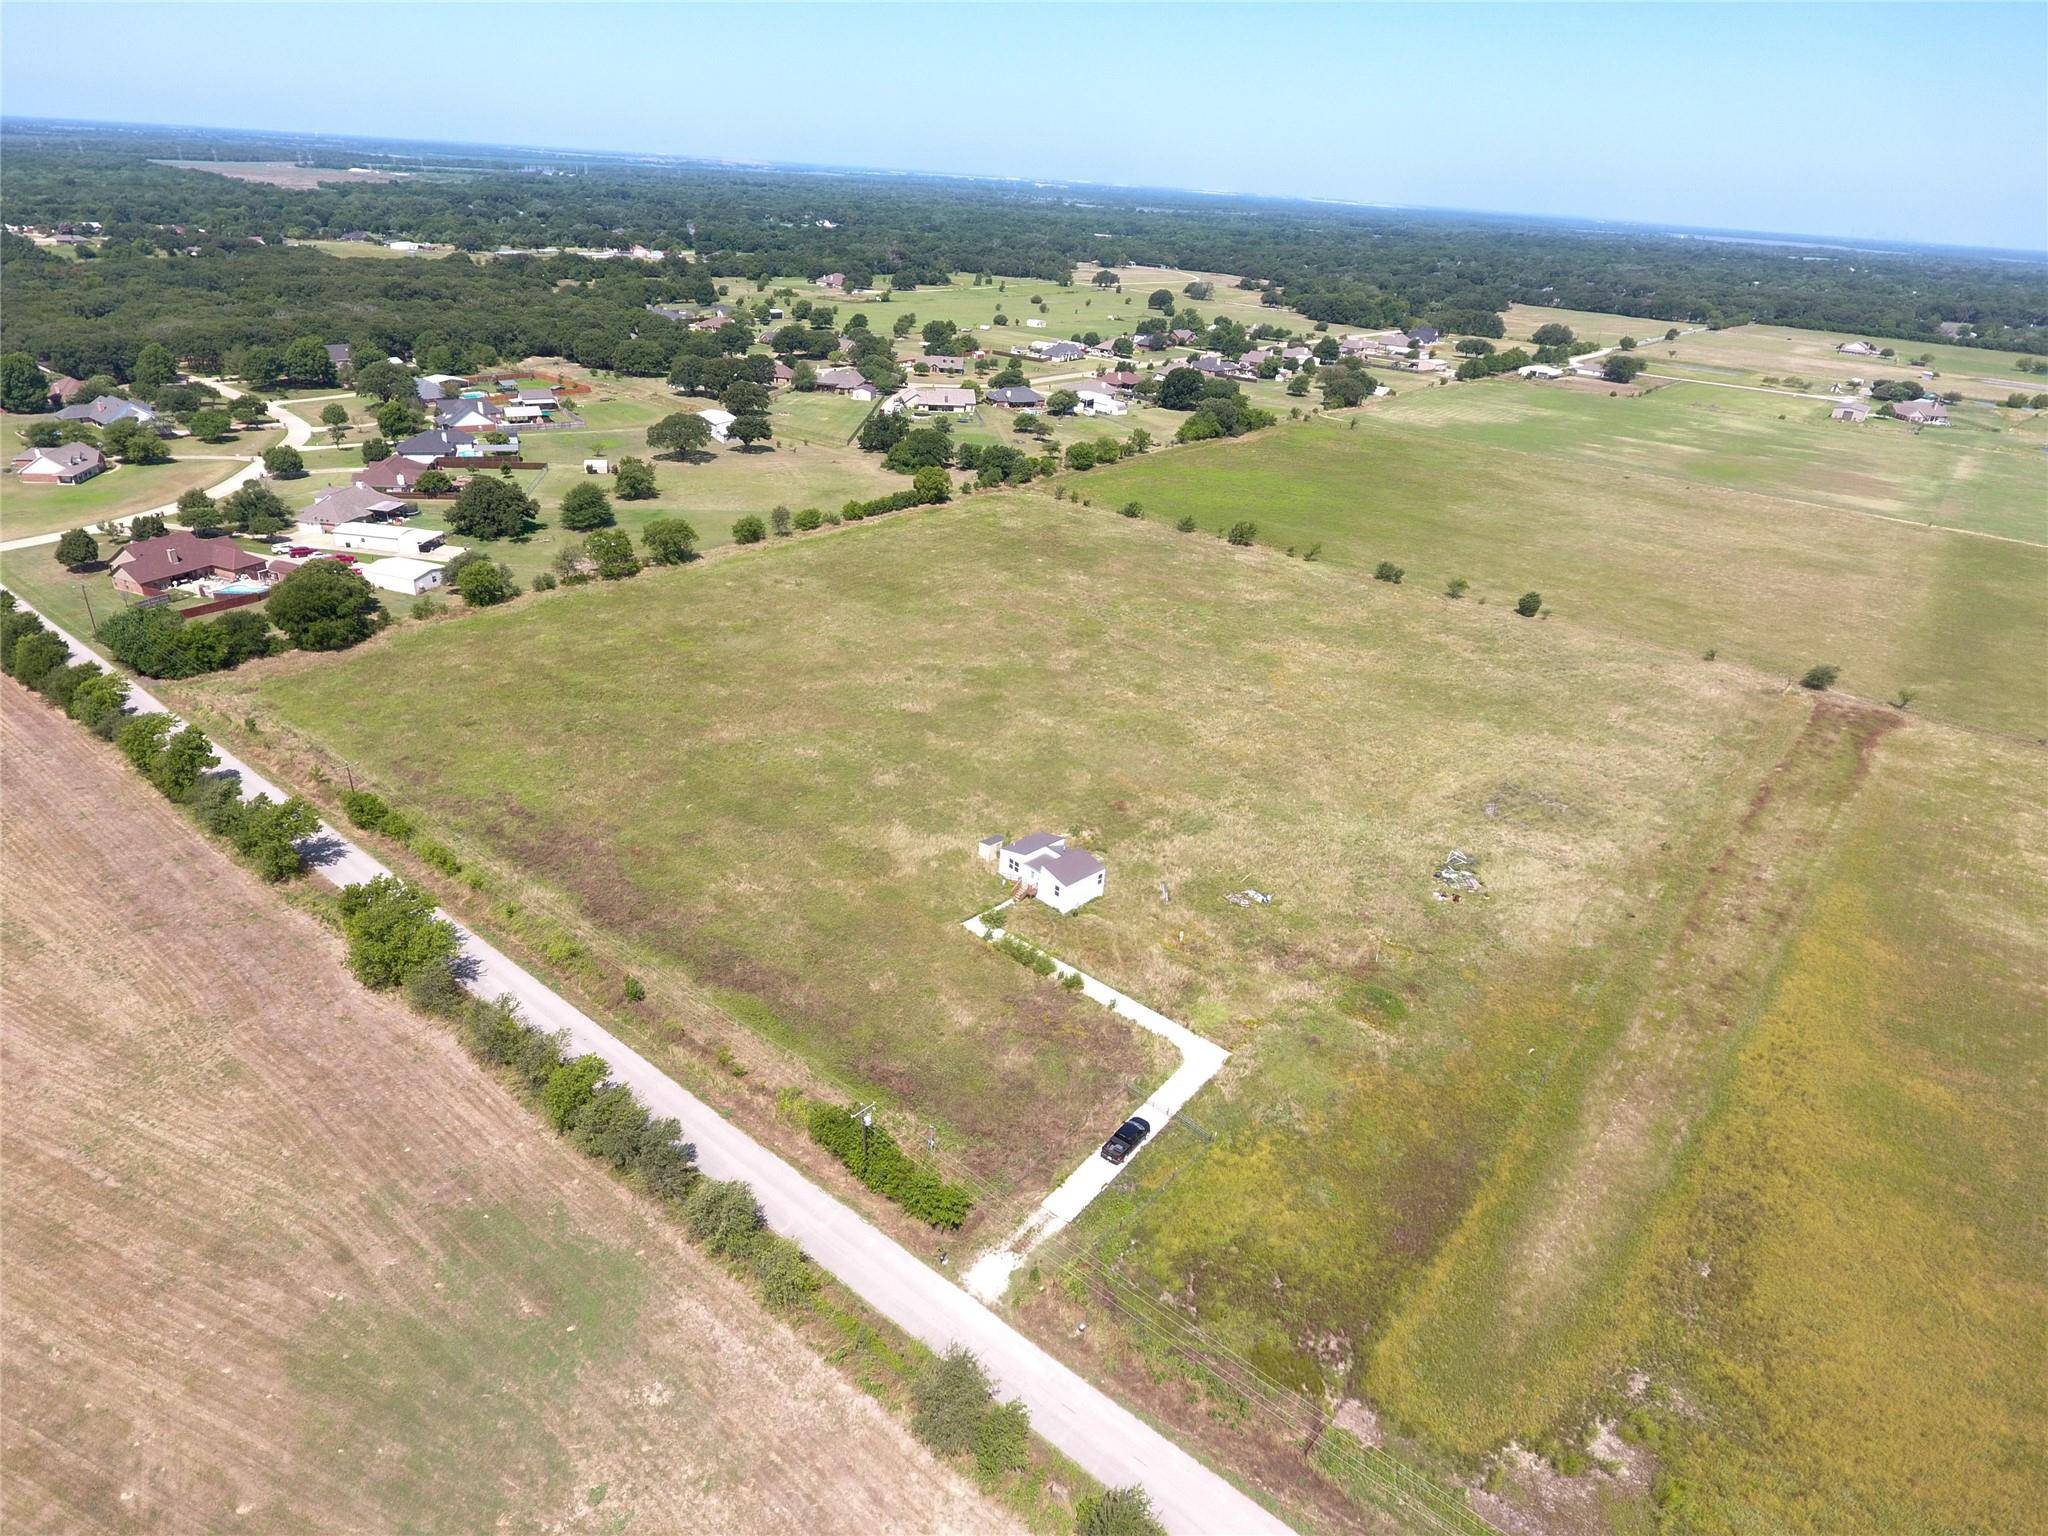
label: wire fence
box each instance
[1057,1249,1499,1536]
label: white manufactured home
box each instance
[979,831,1107,914]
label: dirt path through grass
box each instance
[1368,694,1902,1448]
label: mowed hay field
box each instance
[1649,322,2047,403]
[0,697,1007,1536]
[1079,381,2048,735]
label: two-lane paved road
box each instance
[4,593,1295,1536]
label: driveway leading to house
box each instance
[959,906,1232,1303]
[2,594,1296,1536]
[0,384,339,554]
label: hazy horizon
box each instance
[3,1,2045,253]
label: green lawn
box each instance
[1,453,242,541]
[1077,383,2047,736]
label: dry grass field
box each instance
[0,695,1009,1536]
[182,479,2048,1534]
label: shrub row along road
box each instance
[0,386,339,554]
[5,593,1295,1536]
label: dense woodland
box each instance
[4,121,2044,380]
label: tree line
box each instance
[6,123,2042,377]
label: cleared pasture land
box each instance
[156,160,399,189]
[288,237,458,259]
[209,493,1763,1187]
[1368,704,2047,1534]
[0,694,1006,1536]
[1079,382,2048,735]
[1500,302,1681,350]
[1648,321,2044,402]
[773,268,1320,350]
[189,490,2043,1532]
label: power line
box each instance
[1069,1262,1487,1536]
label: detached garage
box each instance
[360,556,445,596]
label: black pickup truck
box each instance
[1100,1116,1152,1164]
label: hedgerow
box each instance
[806,1102,974,1227]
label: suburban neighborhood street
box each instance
[3,594,1296,1536]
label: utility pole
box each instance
[860,1106,873,1178]
[79,588,99,638]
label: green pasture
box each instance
[1078,382,2047,735]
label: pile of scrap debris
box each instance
[1224,887,1274,908]
[1433,850,1486,902]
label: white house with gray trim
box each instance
[980,831,1107,913]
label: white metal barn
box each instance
[360,556,446,596]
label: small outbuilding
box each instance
[328,520,446,557]
[359,556,446,596]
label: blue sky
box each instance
[5,2,2043,250]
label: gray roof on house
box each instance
[905,386,975,408]
[1003,832,1065,858]
[55,395,155,427]
[13,443,105,475]
[1036,847,1105,884]
[987,386,1045,406]
[304,484,409,526]
[516,387,556,405]
[414,376,444,401]
[435,396,503,424]
[394,428,467,457]
[325,342,353,368]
